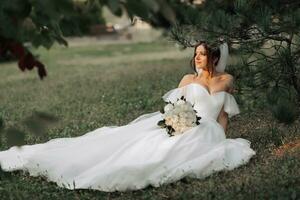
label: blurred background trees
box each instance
[0,0,176,78]
[60,0,105,37]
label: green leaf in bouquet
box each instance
[165,101,173,105]
[157,119,166,128]
[166,125,175,137]
[166,125,171,131]
[179,96,186,101]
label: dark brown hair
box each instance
[190,41,221,78]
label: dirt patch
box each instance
[272,139,300,157]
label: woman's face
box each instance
[194,44,208,70]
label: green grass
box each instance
[30,40,177,61]
[0,38,299,199]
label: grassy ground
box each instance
[0,38,299,199]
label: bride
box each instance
[0,41,256,192]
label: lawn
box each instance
[0,38,299,199]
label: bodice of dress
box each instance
[162,83,240,121]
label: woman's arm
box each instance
[217,105,229,133]
[218,75,234,133]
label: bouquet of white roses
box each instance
[157,96,201,137]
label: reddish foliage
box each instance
[0,39,47,79]
[8,42,25,58]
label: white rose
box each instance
[177,104,184,112]
[180,118,187,125]
[185,118,193,125]
[179,104,186,111]
[165,116,173,125]
[168,110,175,116]
[177,122,183,127]
[185,101,193,107]
[178,112,186,119]
[172,115,179,123]
[182,103,191,111]
[188,111,196,117]
[175,127,181,133]
[164,104,174,112]
[173,109,180,115]
[175,99,185,106]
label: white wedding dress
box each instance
[0,83,256,192]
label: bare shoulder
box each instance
[219,73,235,93]
[178,74,195,88]
[183,74,195,80]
